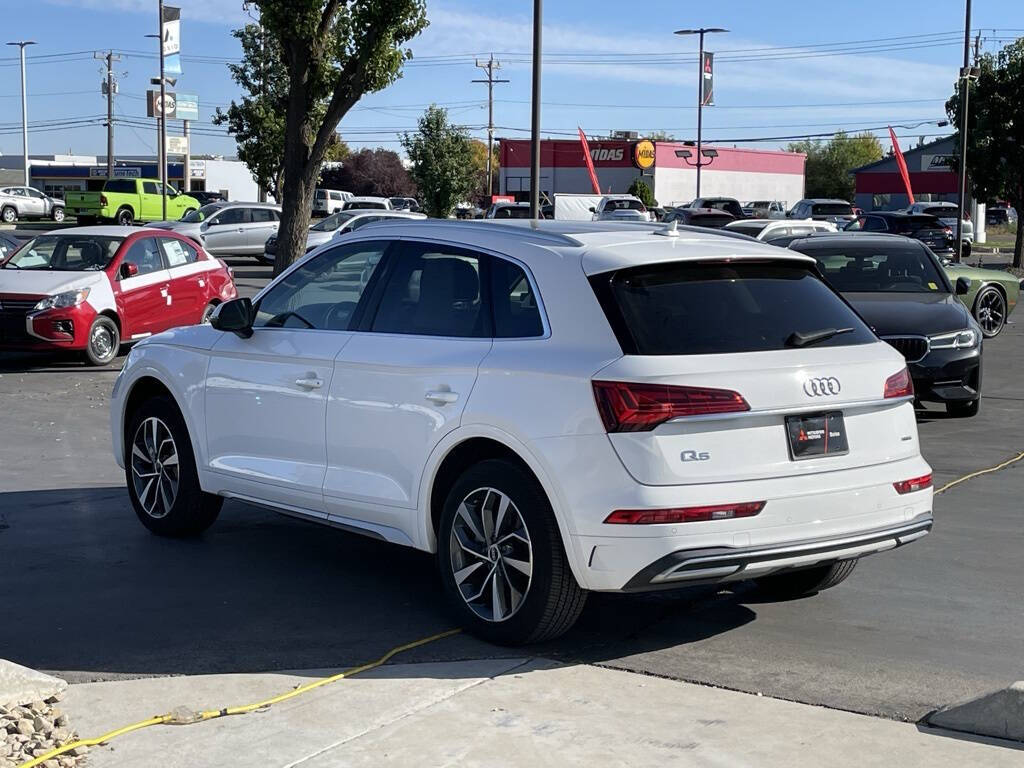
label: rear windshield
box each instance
[812,203,853,216]
[311,211,357,231]
[343,201,386,210]
[923,206,955,216]
[315,190,327,199]
[690,213,735,228]
[591,262,875,355]
[494,206,531,219]
[790,241,949,294]
[891,215,944,233]
[605,199,646,211]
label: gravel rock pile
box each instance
[0,694,87,768]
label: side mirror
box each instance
[210,297,254,338]
[955,276,971,295]
[588,207,596,213]
[119,262,139,279]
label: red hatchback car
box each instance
[0,226,237,365]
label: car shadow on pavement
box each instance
[0,351,125,373]
[0,486,755,681]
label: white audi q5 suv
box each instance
[111,220,933,644]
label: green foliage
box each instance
[946,38,1024,266]
[240,0,427,273]
[646,131,675,142]
[213,23,292,200]
[401,106,477,218]
[628,179,655,208]
[787,131,883,201]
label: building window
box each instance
[872,194,892,210]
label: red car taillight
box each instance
[893,473,932,494]
[883,367,914,399]
[592,380,749,433]
[605,502,766,525]
[100,194,108,207]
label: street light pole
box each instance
[529,0,542,219]
[954,0,973,263]
[6,41,36,186]
[158,0,167,221]
[674,27,726,200]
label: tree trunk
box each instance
[1014,189,1024,270]
[274,153,317,277]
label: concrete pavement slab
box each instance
[59,660,1022,768]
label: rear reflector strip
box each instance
[893,473,932,494]
[592,380,749,433]
[605,501,766,525]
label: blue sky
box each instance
[1,0,1021,160]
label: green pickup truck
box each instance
[65,178,199,225]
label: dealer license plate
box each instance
[785,411,848,460]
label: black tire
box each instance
[199,302,217,324]
[84,315,120,366]
[961,240,972,259]
[947,398,980,418]
[973,285,1006,338]
[1,206,16,224]
[754,559,858,598]
[437,459,586,645]
[125,394,222,537]
[115,207,134,226]
[51,207,65,223]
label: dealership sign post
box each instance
[674,27,727,198]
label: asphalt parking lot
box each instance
[1,255,1021,723]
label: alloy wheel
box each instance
[130,417,180,519]
[975,289,1005,336]
[90,324,115,361]
[449,487,533,622]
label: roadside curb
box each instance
[926,681,1024,743]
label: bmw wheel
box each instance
[438,459,586,645]
[84,315,120,366]
[126,395,222,537]
[974,286,1006,338]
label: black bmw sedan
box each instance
[789,233,982,417]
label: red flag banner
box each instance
[578,127,601,195]
[888,126,915,206]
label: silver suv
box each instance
[0,186,65,223]
[151,202,281,258]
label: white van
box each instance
[313,189,352,217]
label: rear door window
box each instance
[369,242,489,337]
[491,258,543,338]
[590,262,875,355]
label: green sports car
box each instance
[942,260,1022,337]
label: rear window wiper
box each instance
[786,327,854,348]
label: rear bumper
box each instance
[620,513,932,591]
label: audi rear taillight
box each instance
[883,367,914,399]
[894,473,932,494]
[592,380,749,433]
[605,502,766,525]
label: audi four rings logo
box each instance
[803,377,841,396]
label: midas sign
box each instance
[632,140,656,170]
[590,147,624,162]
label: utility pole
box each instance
[529,0,542,219]
[954,0,973,263]
[158,0,167,220]
[473,55,509,200]
[6,40,36,186]
[95,50,121,178]
[183,120,191,192]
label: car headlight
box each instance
[34,288,90,311]
[930,328,979,350]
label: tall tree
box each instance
[241,0,426,274]
[468,139,497,205]
[787,131,883,201]
[401,105,477,218]
[213,23,290,201]
[946,38,1024,267]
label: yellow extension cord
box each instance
[934,450,1024,495]
[18,629,460,768]
[15,452,1024,766]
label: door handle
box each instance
[425,390,459,404]
[295,377,323,390]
